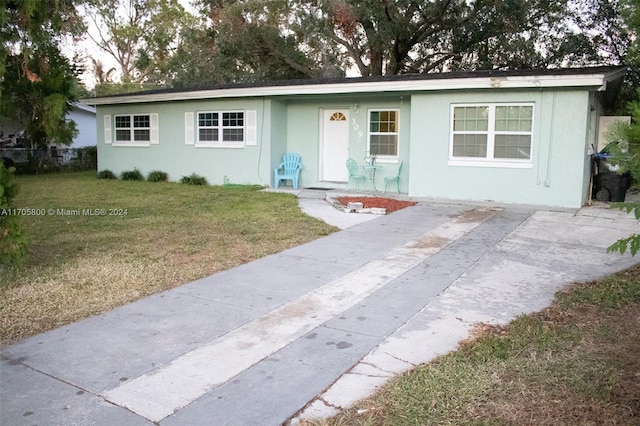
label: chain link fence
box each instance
[1,146,97,172]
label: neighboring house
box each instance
[0,103,96,148]
[84,66,626,208]
[1,103,96,167]
[67,103,97,148]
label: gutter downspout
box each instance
[545,90,557,187]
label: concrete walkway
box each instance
[1,193,638,426]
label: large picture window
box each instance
[451,104,534,165]
[114,114,151,143]
[197,111,244,145]
[368,109,399,159]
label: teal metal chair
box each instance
[346,158,366,192]
[383,160,404,193]
[274,153,302,189]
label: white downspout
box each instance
[545,90,557,187]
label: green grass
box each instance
[307,265,640,425]
[0,172,337,344]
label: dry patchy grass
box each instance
[0,172,336,344]
[304,264,640,426]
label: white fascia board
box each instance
[73,102,97,114]
[82,73,609,106]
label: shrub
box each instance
[180,173,208,186]
[147,170,169,182]
[97,169,117,180]
[0,163,28,264]
[121,168,144,181]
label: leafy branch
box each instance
[607,203,640,255]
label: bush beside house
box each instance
[0,163,27,264]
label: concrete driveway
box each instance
[1,194,638,425]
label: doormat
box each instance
[305,187,334,190]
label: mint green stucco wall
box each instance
[283,95,411,191]
[408,89,591,208]
[269,99,288,186]
[96,88,595,207]
[97,98,272,185]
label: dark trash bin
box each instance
[594,154,631,202]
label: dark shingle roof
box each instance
[89,65,628,101]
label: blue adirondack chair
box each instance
[346,158,367,192]
[274,153,302,189]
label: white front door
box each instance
[321,109,349,182]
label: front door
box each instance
[321,109,349,182]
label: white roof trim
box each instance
[73,103,97,114]
[82,73,614,106]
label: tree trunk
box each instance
[369,49,384,76]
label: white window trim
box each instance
[195,110,246,148]
[367,108,400,163]
[112,113,158,147]
[448,103,534,168]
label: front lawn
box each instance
[0,172,337,344]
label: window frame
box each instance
[449,103,535,168]
[113,113,153,146]
[367,108,400,163]
[196,110,246,148]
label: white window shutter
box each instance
[150,113,159,144]
[104,115,112,144]
[185,112,194,145]
[245,110,257,146]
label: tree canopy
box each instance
[1,0,83,149]
[82,0,192,94]
[79,0,638,91]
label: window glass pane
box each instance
[115,116,130,128]
[198,113,217,127]
[369,110,399,156]
[507,120,520,131]
[369,111,379,132]
[494,135,531,159]
[134,129,150,141]
[370,135,398,156]
[477,108,489,131]
[370,110,398,133]
[495,106,533,132]
[133,115,150,128]
[465,119,478,131]
[453,105,532,161]
[453,107,488,132]
[507,106,520,119]
[388,113,397,132]
[452,134,487,158]
[222,128,244,142]
[199,129,218,141]
[115,129,130,141]
[223,112,243,127]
